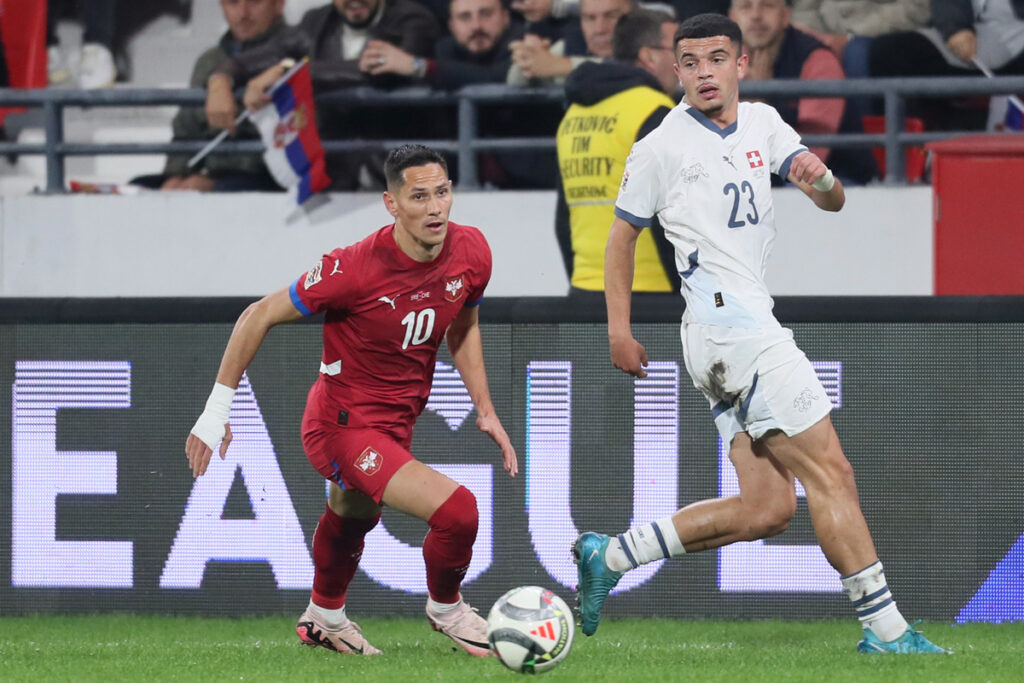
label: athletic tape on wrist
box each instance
[812,168,835,192]
[190,382,235,450]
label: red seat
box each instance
[862,115,927,183]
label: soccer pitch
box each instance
[0,616,1019,682]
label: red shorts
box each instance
[301,419,414,503]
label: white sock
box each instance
[604,516,686,572]
[308,600,347,629]
[841,561,909,642]
[427,596,461,614]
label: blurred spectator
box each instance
[555,9,681,296]
[210,0,441,92]
[133,0,287,193]
[511,0,580,45]
[869,0,1024,130]
[790,0,930,78]
[361,0,519,88]
[507,0,633,85]
[357,0,565,188]
[673,0,729,20]
[47,0,117,89]
[208,0,442,189]
[730,0,877,183]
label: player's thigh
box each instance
[303,423,417,504]
[381,459,461,522]
[730,431,796,508]
[758,414,851,491]
[327,480,381,519]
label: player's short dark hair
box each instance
[384,144,449,190]
[674,13,742,51]
[613,9,676,62]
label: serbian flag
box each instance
[251,61,331,204]
[0,0,47,128]
[1006,96,1023,131]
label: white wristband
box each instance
[190,382,235,451]
[812,168,835,192]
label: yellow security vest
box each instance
[556,85,675,291]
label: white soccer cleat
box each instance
[426,598,492,657]
[295,608,382,655]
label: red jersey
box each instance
[289,222,492,444]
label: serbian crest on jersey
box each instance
[444,273,466,302]
[746,150,764,168]
[273,103,309,148]
[356,446,383,476]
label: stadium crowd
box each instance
[3,0,1021,191]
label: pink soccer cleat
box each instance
[426,598,493,657]
[296,609,382,655]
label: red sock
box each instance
[311,504,379,609]
[423,486,478,603]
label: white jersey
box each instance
[615,100,807,329]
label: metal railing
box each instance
[1,76,1023,192]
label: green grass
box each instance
[0,616,1019,682]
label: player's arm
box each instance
[185,286,304,478]
[787,150,845,212]
[446,305,518,477]
[605,216,649,378]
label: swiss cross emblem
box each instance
[746,151,764,168]
[444,274,465,302]
[356,447,383,476]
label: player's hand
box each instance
[185,421,232,478]
[947,29,977,63]
[610,333,648,378]
[477,412,518,477]
[788,150,828,186]
[206,74,237,134]
[244,65,285,112]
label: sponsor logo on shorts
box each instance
[793,388,820,413]
[444,274,465,302]
[356,447,383,476]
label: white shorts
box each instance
[681,323,831,443]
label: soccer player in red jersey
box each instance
[185,144,518,657]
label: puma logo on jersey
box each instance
[723,155,737,170]
[378,294,399,309]
[330,259,343,276]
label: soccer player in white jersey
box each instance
[572,13,948,655]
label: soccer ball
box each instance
[486,585,575,674]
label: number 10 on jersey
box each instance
[401,308,436,349]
